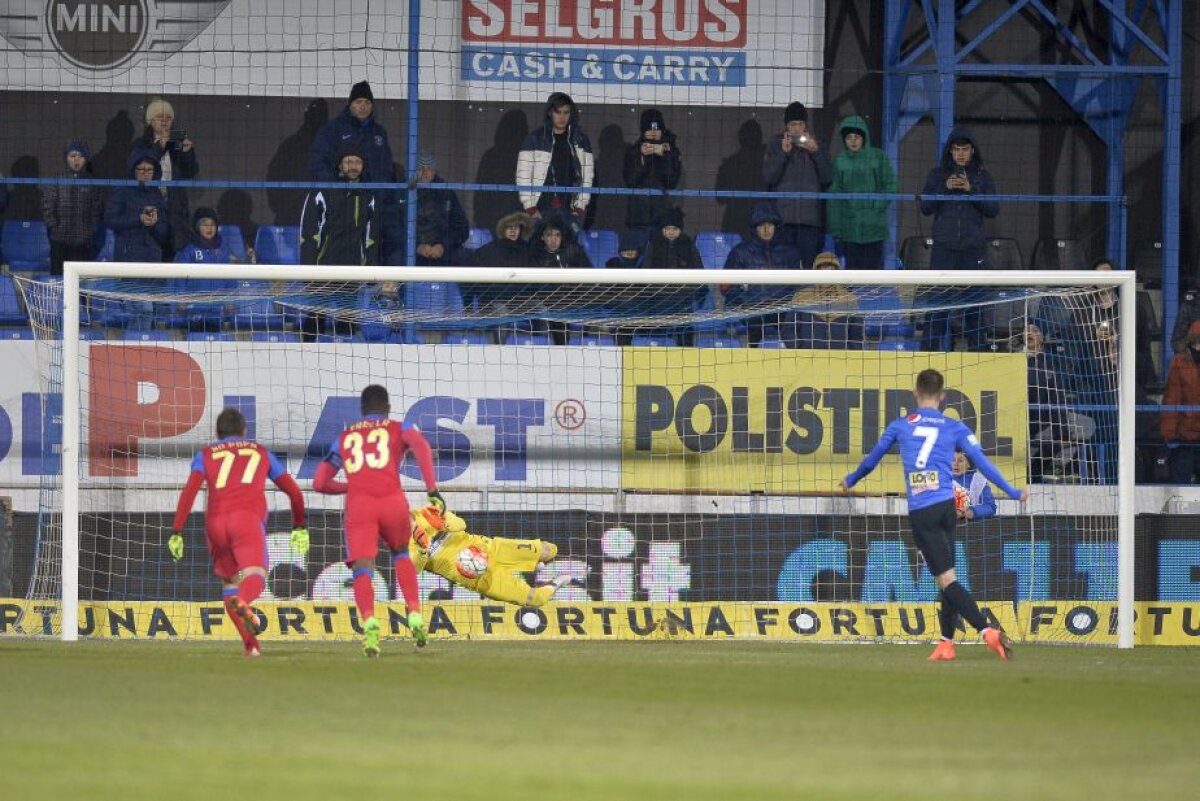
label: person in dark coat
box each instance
[414,152,469,267]
[606,229,644,268]
[103,150,170,263]
[132,96,198,256]
[299,144,401,266]
[530,214,591,269]
[918,127,999,351]
[623,108,681,243]
[762,101,832,270]
[41,140,105,275]
[308,81,396,183]
[644,207,703,271]
[722,203,804,345]
[472,211,533,269]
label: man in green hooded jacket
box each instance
[827,115,897,269]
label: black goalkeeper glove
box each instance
[427,490,446,513]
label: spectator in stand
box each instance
[517,92,594,228]
[1160,322,1200,483]
[606,229,644,268]
[1023,322,1095,481]
[788,251,862,348]
[471,211,533,269]
[132,96,198,257]
[827,116,896,269]
[299,144,401,266]
[414,153,469,267]
[104,150,170,263]
[530,214,591,269]
[1171,286,1200,355]
[762,101,832,270]
[174,207,239,264]
[624,108,681,245]
[722,203,803,345]
[468,211,533,310]
[917,128,998,351]
[41,141,105,276]
[951,448,998,521]
[644,208,702,271]
[309,81,396,184]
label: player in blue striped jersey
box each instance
[841,368,1027,661]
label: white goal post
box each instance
[49,262,1135,647]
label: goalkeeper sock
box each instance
[392,552,421,613]
[222,587,253,646]
[938,592,957,640]
[942,581,988,632]
[352,568,375,622]
[238,573,265,605]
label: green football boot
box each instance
[362,615,382,657]
[408,611,428,648]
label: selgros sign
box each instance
[0,0,823,106]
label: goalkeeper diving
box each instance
[409,504,572,606]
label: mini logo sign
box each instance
[46,0,149,70]
[0,0,231,76]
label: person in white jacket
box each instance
[516,91,594,225]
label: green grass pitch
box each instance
[1,640,1196,801]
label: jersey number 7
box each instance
[913,426,939,468]
[344,429,391,474]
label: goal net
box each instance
[9,264,1135,647]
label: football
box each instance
[953,482,970,512]
[456,545,489,579]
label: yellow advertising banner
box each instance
[621,348,1029,493]
[1017,602,1200,646]
[0,599,1065,643]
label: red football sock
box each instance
[238,573,265,605]
[393,555,421,613]
[352,569,375,621]
[223,591,253,647]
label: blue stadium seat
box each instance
[465,227,493,250]
[630,334,679,347]
[219,224,248,261]
[253,225,301,265]
[96,228,115,261]
[876,339,922,351]
[231,281,288,330]
[0,327,34,340]
[187,331,236,342]
[78,328,107,341]
[250,331,301,343]
[87,279,154,329]
[167,277,239,329]
[695,334,743,348]
[406,282,464,328]
[442,330,494,345]
[502,332,553,345]
[856,287,915,338]
[119,329,171,342]
[567,332,617,347]
[314,333,357,344]
[757,339,787,349]
[0,275,29,326]
[2,221,51,272]
[695,232,742,270]
[578,229,618,267]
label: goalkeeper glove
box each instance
[290,526,310,557]
[167,533,184,562]
[427,490,446,513]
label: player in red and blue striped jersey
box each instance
[313,384,442,656]
[840,368,1028,662]
[169,408,308,657]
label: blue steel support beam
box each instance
[935,0,957,147]
[404,0,421,267]
[1160,0,1182,367]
